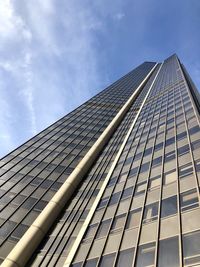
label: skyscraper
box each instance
[0,54,200,267]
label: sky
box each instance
[0,0,200,158]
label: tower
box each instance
[1,55,200,267]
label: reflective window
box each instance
[135,181,146,196]
[143,202,158,223]
[85,258,98,267]
[100,253,116,267]
[111,214,126,234]
[158,236,180,267]
[109,192,121,206]
[180,189,199,212]
[178,144,190,156]
[183,230,200,266]
[164,169,177,185]
[148,175,160,190]
[98,197,109,209]
[161,195,177,218]
[136,242,156,267]
[179,162,193,179]
[164,150,175,162]
[140,162,150,173]
[116,248,134,267]
[189,125,200,135]
[84,224,98,240]
[96,219,111,239]
[126,208,142,229]
[152,156,162,167]
[122,187,133,199]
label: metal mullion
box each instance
[40,107,132,267]
[95,102,158,267]
[61,64,159,267]
[153,77,173,267]
[112,114,161,265]
[2,71,138,165]
[75,106,144,266]
[132,79,166,267]
[79,111,144,267]
[0,110,110,212]
[178,85,200,197]
[0,100,98,169]
[174,83,188,267]
[94,65,161,267]
[0,95,120,179]
[0,101,108,186]
[0,102,116,203]
[177,60,200,195]
[52,120,132,266]
[176,78,200,204]
[178,62,200,123]
[105,68,162,267]
[0,108,117,246]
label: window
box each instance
[165,137,175,146]
[109,192,121,206]
[183,230,200,266]
[161,196,177,218]
[152,156,162,167]
[143,202,158,223]
[140,162,150,173]
[154,142,164,151]
[100,253,116,267]
[180,189,199,212]
[135,181,146,196]
[177,131,187,141]
[148,175,160,190]
[129,167,139,177]
[116,248,134,267]
[158,236,180,267]
[164,169,177,185]
[143,147,153,157]
[122,187,133,199]
[85,258,98,267]
[178,144,190,156]
[126,208,142,229]
[98,197,109,209]
[136,242,156,267]
[164,150,175,162]
[195,159,200,172]
[96,219,111,239]
[179,162,193,179]
[191,139,200,151]
[111,214,126,234]
[84,224,98,240]
[189,125,200,135]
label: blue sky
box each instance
[0,0,200,158]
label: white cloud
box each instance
[0,0,125,157]
[113,13,125,20]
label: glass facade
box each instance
[0,55,200,267]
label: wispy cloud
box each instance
[113,13,125,21]
[1,0,199,158]
[0,0,126,157]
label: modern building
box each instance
[0,54,200,267]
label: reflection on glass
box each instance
[143,202,158,223]
[158,236,179,267]
[100,253,116,267]
[183,230,200,266]
[161,196,177,218]
[136,242,156,267]
[116,248,135,267]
